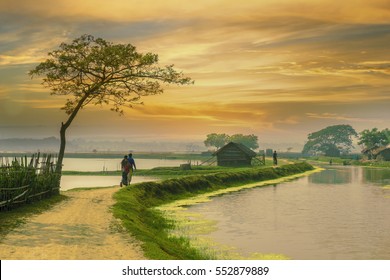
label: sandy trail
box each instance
[0,187,145,260]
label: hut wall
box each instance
[377,149,390,161]
[216,145,252,166]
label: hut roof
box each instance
[373,145,390,156]
[362,144,390,155]
[361,146,378,154]
[213,142,257,157]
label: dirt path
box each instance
[0,187,145,260]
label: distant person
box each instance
[127,153,137,184]
[273,150,278,165]
[120,155,130,187]
[329,159,333,165]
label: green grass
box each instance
[135,165,270,179]
[112,162,314,259]
[61,170,122,176]
[306,156,390,168]
[0,194,68,239]
[62,161,274,179]
[352,160,390,168]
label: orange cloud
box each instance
[1,0,390,142]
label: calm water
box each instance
[60,157,186,190]
[2,156,186,190]
[188,166,390,259]
[62,158,187,171]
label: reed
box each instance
[0,153,61,211]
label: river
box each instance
[60,157,187,190]
[2,156,187,191]
[184,166,390,259]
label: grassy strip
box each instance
[62,170,122,176]
[134,160,275,179]
[0,194,68,239]
[112,162,314,260]
[61,166,244,177]
[307,156,390,168]
[62,162,274,178]
[347,160,390,168]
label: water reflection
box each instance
[309,168,352,184]
[186,166,390,259]
[59,157,183,190]
[309,166,390,186]
[362,168,390,185]
[62,158,187,171]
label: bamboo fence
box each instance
[0,153,61,211]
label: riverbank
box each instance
[306,156,390,168]
[112,162,315,259]
[62,164,274,179]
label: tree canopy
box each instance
[30,34,192,115]
[30,34,193,173]
[204,133,259,150]
[358,128,390,149]
[302,124,358,156]
[204,133,229,149]
[229,134,259,150]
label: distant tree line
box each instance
[302,124,390,157]
[358,128,390,149]
[204,133,259,150]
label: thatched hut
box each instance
[375,146,390,161]
[213,142,257,166]
[362,145,390,161]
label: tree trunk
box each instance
[55,93,91,174]
[55,122,67,174]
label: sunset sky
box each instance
[1,0,390,148]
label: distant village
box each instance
[1,124,389,163]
